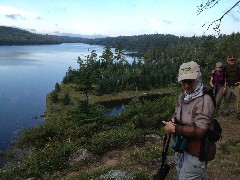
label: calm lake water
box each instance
[0,43,132,151]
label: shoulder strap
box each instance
[203,89,216,108]
[203,94,215,129]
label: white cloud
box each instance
[0,5,36,16]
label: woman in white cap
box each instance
[162,61,215,180]
[210,62,226,116]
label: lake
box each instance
[0,43,133,152]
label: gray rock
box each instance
[145,134,161,143]
[98,170,134,180]
[1,146,32,170]
[68,148,93,165]
[151,155,175,168]
[11,146,32,161]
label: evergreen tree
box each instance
[50,91,59,103]
[62,93,70,105]
[54,83,61,92]
[75,51,99,104]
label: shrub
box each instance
[62,93,70,105]
[54,83,61,92]
[120,96,176,129]
[129,146,162,165]
[50,91,59,103]
[14,121,65,148]
[26,143,72,172]
[70,101,107,126]
[134,171,149,180]
[86,124,143,155]
[2,142,75,179]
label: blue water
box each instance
[0,43,130,151]
[107,104,125,116]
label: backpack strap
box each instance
[203,87,216,108]
[202,94,215,131]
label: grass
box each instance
[45,83,178,120]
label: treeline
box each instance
[59,45,178,102]
[0,26,87,45]
[88,33,240,61]
[59,33,240,101]
[81,33,240,57]
[73,32,240,83]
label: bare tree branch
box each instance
[197,0,221,15]
[198,0,240,35]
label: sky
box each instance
[0,0,239,37]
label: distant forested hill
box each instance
[1,26,240,70]
[85,34,182,53]
[0,26,88,45]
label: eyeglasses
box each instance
[181,79,194,85]
[228,59,235,61]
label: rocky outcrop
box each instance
[98,170,135,180]
[1,145,32,170]
[146,134,162,143]
[68,148,94,165]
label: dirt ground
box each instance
[208,118,240,179]
[204,100,240,180]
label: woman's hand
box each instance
[162,121,176,133]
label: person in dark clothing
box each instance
[223,55,240,118]
[210,62,226,116]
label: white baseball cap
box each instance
[178,61,201,82]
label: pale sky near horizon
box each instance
[0,0,239,37]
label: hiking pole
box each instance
[153,132,172,180]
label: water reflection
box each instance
[107,104,125,116]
